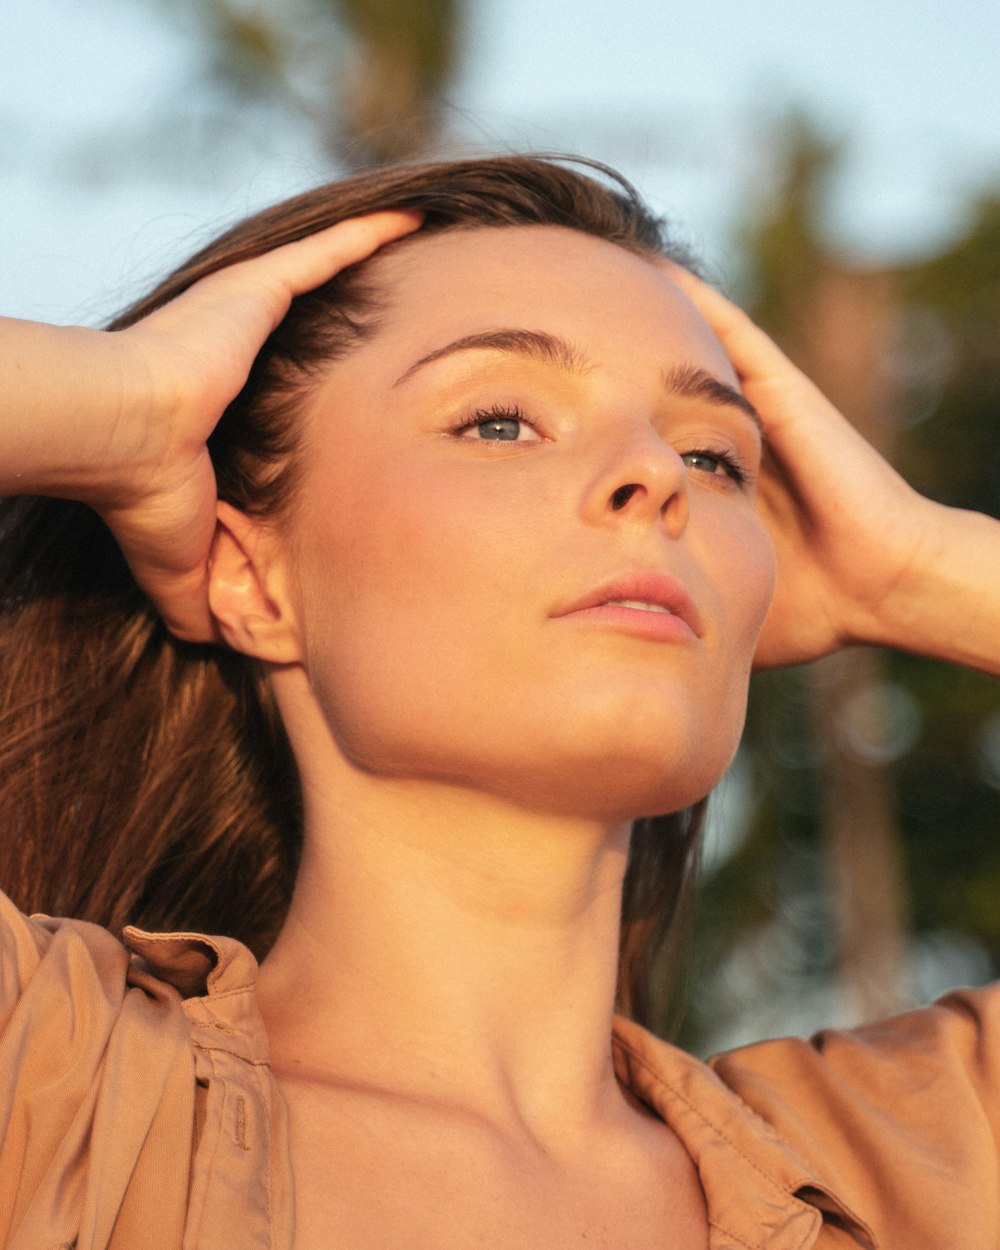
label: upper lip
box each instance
[553,571,702,637]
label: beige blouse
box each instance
[2,889,998,1249]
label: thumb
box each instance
[101,466,220,643]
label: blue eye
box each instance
[681,449,746,485]
[681,450,723,473]
[455,405,541,442]
[476,417,522,440]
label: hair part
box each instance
[0,154,705,1034]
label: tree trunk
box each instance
[798,266,913,1021]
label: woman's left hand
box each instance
[666,266,943,668]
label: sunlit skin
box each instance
[203,228,777,1248]
[259,227,776,821]
[5,205,998,1249]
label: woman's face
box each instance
[278,225,775,820]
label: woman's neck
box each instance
[256,765,634,1149]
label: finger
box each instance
[105,518,217,640]
[661,262,854,453]
[661,262,814,391]
[147,211,424,357]
[204,210,424,325]
[146,567,217,644]
[102,463,221,641]
[266,210,424,298]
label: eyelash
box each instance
[679,447,749,487]
[449,403,750,486]
[448,403,540,441]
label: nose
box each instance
[581,424,689,536]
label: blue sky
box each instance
[4,0,1000,322]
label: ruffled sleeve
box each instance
[710,984,1000,1248]
[0,891,196,1250]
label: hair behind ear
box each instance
[0,494,303,954]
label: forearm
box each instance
[0,317,144,504]
[871,503,1000,676]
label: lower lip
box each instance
[559,603,697,643]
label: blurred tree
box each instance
[892,192,1000,974]
[142,0,463,165]
[678,115,1000,1055]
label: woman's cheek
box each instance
[746,518,778,636]
[713,507,777,664]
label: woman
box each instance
[1,156,998,1249]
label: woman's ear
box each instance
[208,501,303,663]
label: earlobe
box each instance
[208,502,303,663]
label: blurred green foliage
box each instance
[146,0,462,163]
[679,121,1000,1056]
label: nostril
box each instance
[611,484,640,511]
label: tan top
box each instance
[2,889,998,1249]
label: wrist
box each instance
[0,319,160,507]
[861,501,1000,674]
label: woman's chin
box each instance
[465,743,731,824]
[297,686,745,824]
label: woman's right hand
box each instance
[1,211,421,641]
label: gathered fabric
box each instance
[2,890,997,1249]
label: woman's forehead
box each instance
[372,223,666,296]
[363,224,734,380]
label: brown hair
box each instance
[0,155,703,1033]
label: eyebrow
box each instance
[661,362,762,432]
[393,327,761,433]
[393,328,591,386]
